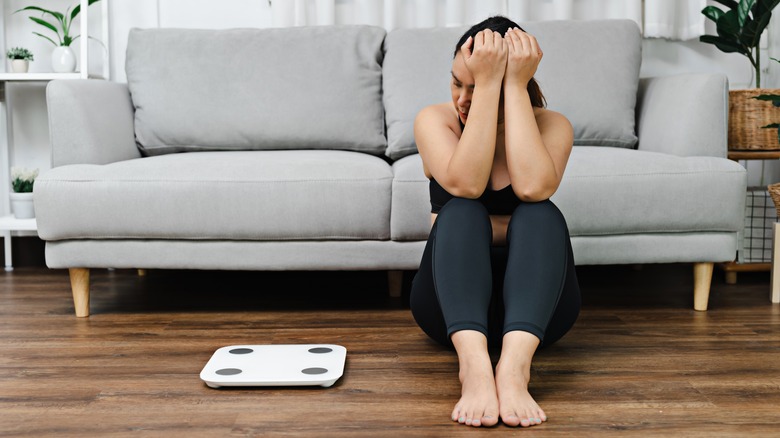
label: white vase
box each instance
[51,46,76,73]
[10,192,35,219]
[11,59,29,73]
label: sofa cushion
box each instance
[126,26,387,156]
[34,151,392,240]
[391,154,431,240]
[552,147,745,236]
[390,148,746,239]
[383,19,641,160]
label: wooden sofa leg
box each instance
[693,262,714,312]
[388,271,403,298]
[69,268,90,317]
[137,269,147,277]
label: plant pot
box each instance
[11,59,29,73]
[9,192,34,219]
[51,46,76,73]
[728,88,780,151]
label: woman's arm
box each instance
[414,29,507,198]
[502,28,573,202]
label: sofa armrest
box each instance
[636,73,728,158]
[46,79,141,167]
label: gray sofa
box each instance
[34,19,747,317]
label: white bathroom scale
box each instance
[200,344,347,388]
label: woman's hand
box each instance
[504,27,542,87]
[460,29,507,86]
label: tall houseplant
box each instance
[700,0,780,150]
[14,0,101,73]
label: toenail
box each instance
[458,417,464,422]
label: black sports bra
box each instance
[429,177,521,215]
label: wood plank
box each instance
[728,150,780,160]
[0,264,778,436]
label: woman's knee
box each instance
[436,198,492,236]
[508,199,567,231]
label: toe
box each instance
[501,412,521,427]
[452,407,463,423]
[520,417,532,427]
[465,408,480,427]
[481,414,498,427]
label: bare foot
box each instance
[450,331,499,427]
[495,359,547,427]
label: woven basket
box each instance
[729,88,780,151]
[769,182,780,218]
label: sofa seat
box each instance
[553,147,746,236]
[35,150,393,241]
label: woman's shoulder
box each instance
[534,107,573,130]
[415,103,461,136]
[416,102,457,123]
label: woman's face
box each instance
[450,52,474,125]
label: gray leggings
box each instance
[410,198,581,348]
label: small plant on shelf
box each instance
[14,0,101,47]
[6,47,34,61]
[11,167,39,193]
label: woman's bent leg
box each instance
[502,200,579,343]
[495,200,581,427]
[410,198,495,342]
[408,198,498,427]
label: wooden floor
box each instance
[1,264,779,437]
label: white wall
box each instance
[1,0,776,186]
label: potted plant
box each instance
[6,47,34,73]
[14,0,101,73]
[699,0,780,150]
[10,166,38,219]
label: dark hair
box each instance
[454,15,546,108]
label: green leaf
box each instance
[741,12,771,47]
[28,16,60,36]
[738,0,756,27]
[717,10,743,41]
[14,6,64,22]
[754,94,780,103]
[699,34,748,54]
[761,123,780,128]
[702,5,725,23]
[32,31,58,46]
[712,0,739,9]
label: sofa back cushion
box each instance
[383,19,642,160]
[126,26,387,156]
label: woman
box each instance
[410,16,581,428]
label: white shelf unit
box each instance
[0,0,109,270]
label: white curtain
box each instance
[643,0,707,40]
[270,0,707,41]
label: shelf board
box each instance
[0,215,37,232]
[0,72,83,81]
[728,150,780,160]
[718,261,771,272]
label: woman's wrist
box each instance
[503,78,530,92]
[474,75,505,90]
